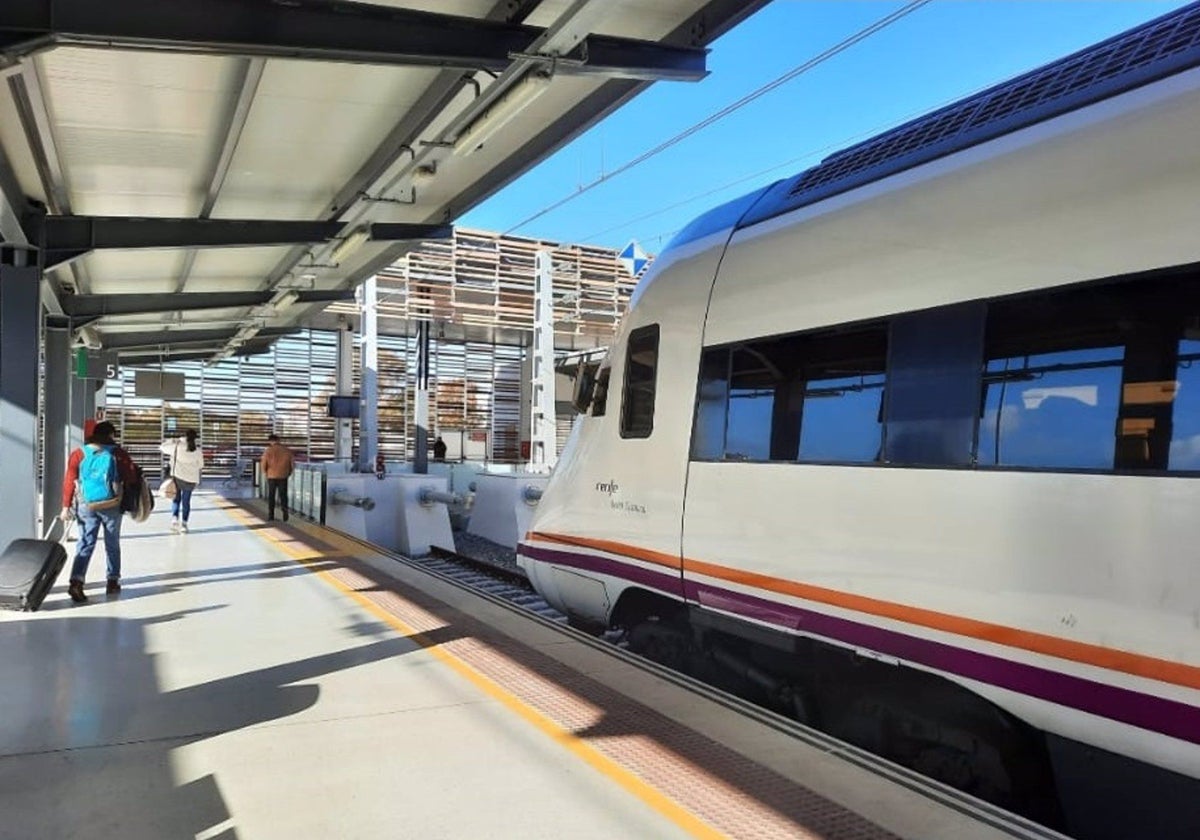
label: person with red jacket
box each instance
[61,421,138,603]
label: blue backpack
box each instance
[79,444,122,510]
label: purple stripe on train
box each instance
[519,541,1200,745]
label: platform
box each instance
[0,491,1040,839]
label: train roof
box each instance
[669,1,1200,252]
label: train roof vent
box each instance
[743,3,1200,227]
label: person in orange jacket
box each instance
[260,434,296,522]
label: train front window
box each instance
[591,367,610,417]
[620,325,659,438]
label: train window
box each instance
[979,347,1124,469]
[884,303,985,466]
[1168,339,1200,470]
[726,346,780,460]
[692,349,730,459]
[796,326,887,463]
[591,367,610,417]
[620,325,659,438]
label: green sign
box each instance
[74,348,120,380]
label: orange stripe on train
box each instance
[525,530,1200,692]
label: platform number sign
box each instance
[74,348,120,381]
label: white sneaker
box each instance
[170,519,180,533]
[180,522,189,534]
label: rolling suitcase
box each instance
[0,519,70,612]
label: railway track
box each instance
[415,545,568,624]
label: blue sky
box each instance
[458,0,1193,253]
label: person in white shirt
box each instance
[161,429,204,533]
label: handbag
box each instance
[159,441,179,500]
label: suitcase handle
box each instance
[42,517,71,543]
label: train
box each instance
[516,5,1200,838]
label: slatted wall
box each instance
[103,328,539,476]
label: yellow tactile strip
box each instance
[226,503,898,840]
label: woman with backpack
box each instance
[60,421,138,603]
[160,429,204,534]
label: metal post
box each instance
[42,326,71,529]
[414,318,430,474]
[335,319,354,463]
[0,262,42,545]
[530,250,558,472]
[358,274,378,473]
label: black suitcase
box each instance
[0,520,70,612]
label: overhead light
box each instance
[453,74,551,156]
[331,228,371,265]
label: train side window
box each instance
[979,273,1200,472]
[591,366,610,417]
[692,348,730,459]
[796,326,887,463]
[620,325,659,438]
[1170,339,1200,469]
[725,346,780,460]
[979,347,1124,469]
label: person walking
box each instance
[161,429,204,533]
[61,421,138,602]
[433,435,447,461]
[261,434,295,522]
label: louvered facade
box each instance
[101,230,645,478]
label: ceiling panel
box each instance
[79,250,189,295]
[212,61,442,220]
[38,49,240,218]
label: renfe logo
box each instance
[595,479,619,495]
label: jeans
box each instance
[72,504,123,582]
[171,479,195,522]
[267,478,289,520]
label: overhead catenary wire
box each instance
[504,0,933,237]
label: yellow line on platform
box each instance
[220,502,728,840]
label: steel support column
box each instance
[335,319,354,464]
[413,319,430,475]
[41,326,70,528]
[0,262,41,545]
[357,275,378,473]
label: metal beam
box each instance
[444,0,773,220]
[368,222,453,242]
[62,289,354,319]
[119,338,276,365]
[7,59,92,295]
[0,0,707,80]
[102,325,298,351]
[175,56,266,293]
[29,216,347,269]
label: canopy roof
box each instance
[0,0,766,359]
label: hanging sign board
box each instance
[134,371,186,400]
[74,348,120,380]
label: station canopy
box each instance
[0,0,766,364]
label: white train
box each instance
[517,6,1200,838]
